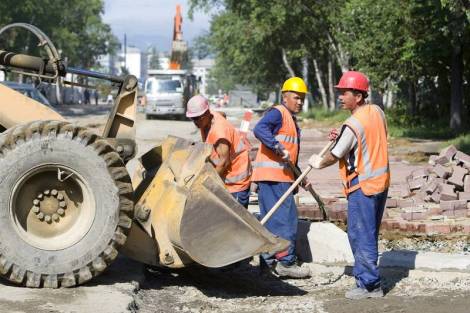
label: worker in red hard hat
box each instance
[308,71,390,300]
[186,95,252,208]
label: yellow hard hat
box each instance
[281,77,307,94]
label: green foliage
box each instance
[301,107,349,124]
[0,0,117,68]
[444,134,470,154]
[189,0,470,135]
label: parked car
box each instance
[1,81,52,107]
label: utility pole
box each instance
[123,33,127,70]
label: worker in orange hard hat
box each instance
[251,76,311,279]
[308,71,390,299]
[187,95,252,208]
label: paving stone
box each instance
[298,205,322,220]
[432,164,452,179]
[430,189,441,203]
[440,183,457,201]
[439,145,458,161]
[458,192,470,201]
[411,168,429,179]
[454,151,470,168]
[428,206,443,215]
[401,211,426,221]
[385,198,398,208]
[464,175,470,192]
[397,199,414,208]
[447,165,469,188]
[424,179,438,194]
[440,200,467,211]
[434,155,450,165]
[400,184,412,198]
[426,224,451,234]
[428,155,438,165]
[409,177,426,190]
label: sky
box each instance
[103,0,213,53]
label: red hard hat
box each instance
[335,71,369,92]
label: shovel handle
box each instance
[260,141,335,226]
[260,165,312,225]
[319,140,335,157]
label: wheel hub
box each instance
[32,189,67,223]
[10,164,96,251]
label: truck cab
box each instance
[144,69,197,119]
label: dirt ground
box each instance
[131,260,470,313]
[31,105,468,313]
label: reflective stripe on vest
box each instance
[224,169,251,184]
[275,134,299,145]
[252,161,287,170]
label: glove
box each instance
[309,154,323,169]
[280,149,290,161]
[274,144,289,161]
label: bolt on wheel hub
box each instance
[32,189,67,223]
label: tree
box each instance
[0,0,118,68]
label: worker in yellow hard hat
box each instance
[251,76,311,278]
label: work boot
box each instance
[345,286,384,300]
[273,262,310,279]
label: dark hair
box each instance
[352,90,368,100]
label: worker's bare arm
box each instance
[212,139,231,175]
[319,151,338,168]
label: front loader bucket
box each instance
[131,136,289,268]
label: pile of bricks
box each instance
[296,145,470,236]
[403,145,470,210]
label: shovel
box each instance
[260,141,335,225]
[285,160,328,220]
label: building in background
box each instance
[192,58,214,96]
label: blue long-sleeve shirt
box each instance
[253,105,301,156]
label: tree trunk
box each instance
[408,81,417,116]
[327,33,349,72]
[383,80,394,109]
[302,57,309,113]
[313,59,328,110]
[281,48,295,77]
[327,58,335,111]
[450,41,463,131]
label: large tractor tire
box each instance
[0,121,133,288]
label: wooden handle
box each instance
[319,140,335,157]
[260,141,335,226]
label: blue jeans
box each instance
[348,177,388,290]
[258,181,298,266]
[231,188,250,208]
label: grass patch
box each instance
[443,134,470,154]
[300,108,349,127]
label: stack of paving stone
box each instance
[403,145,470,211]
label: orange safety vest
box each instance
[251,105,299,182]
[339,104,390,196]
[206,111,251,193]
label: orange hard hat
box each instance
[335,71,369,92]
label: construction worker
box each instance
[251,77,310,279]
[309,71,389,299]
[186,95,251,207]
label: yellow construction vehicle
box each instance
[0,23,287,288]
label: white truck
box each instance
[144,69,198,119]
